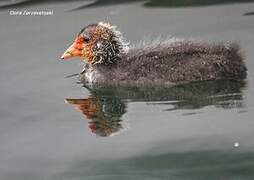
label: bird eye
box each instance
[83,33,90,43]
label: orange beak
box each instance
[61,37,83,60]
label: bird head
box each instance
[61,22,129,65]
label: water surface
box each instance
[0,1,254,180]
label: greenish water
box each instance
[145,0,254,7]
[56,150,254,180]
[1,1,254,180]
[1,0,254,10]
[59,80,254,180]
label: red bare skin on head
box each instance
[61,24,107,64]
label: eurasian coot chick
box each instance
[61,22,247,86]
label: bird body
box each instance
[61,22,247,86]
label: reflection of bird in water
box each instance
[65,96,126,137]
[65,79,245,137]
[61,22,247,86]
